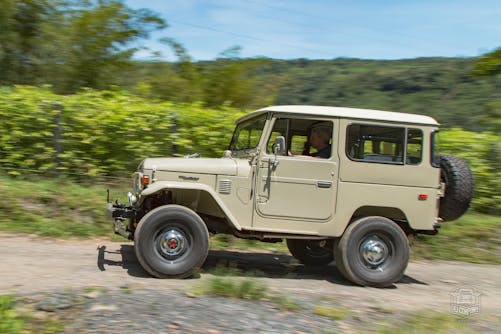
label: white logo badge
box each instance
[450,287,481,317]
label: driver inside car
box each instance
[291,124,332,158]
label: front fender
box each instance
[137,181,242,231]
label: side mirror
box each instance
[273,136,286,156]
[271,136,286,169]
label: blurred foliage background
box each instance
[0,0,500,215]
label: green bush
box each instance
[0,86,498,214]
[0,86,244,178]
[439,128,500,214]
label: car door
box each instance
[254,117,339,222]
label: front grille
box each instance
[219,179,232,194]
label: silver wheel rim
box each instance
[360,235,390,268]
[156,228,188,259]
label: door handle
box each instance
[317,181,333,188]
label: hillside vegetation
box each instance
[125,57,501,132]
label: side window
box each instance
[267,118,333,158]
[290,135,308,154]
[347,124,405,164]
[406,129,423,165]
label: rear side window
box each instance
[347,124,424,165]
[347,124,405,164]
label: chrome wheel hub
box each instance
[159,229,187,258]
[361,237,388,266]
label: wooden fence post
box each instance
[53,103,63,178]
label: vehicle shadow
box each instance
[97,244,150,278]
[97,244,427,287]
[204,250,427,287]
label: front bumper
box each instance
[107,201,136,240]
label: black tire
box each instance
[333,238,349,280]
[334,216,409,287]
[134,205,209,279]
[439,155,474,222]
[286,239,334,266]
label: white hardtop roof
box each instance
[237,105,439,126]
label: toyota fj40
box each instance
[108,105,473,287]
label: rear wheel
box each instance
[334,216,409,287]
[286,239,334,266]
[134,205,209,278]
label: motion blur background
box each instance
[0,0,499,228]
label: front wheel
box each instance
[334,216,409,287]
[134,205,209,279]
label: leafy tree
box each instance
[473,47,501,133]
[200,47,275,108]
[473,47,501,76]
[0,0,54,85]
[142,37,204,102]
[0,0,166,92]
[51,0,166,92]
[478,102,501,133]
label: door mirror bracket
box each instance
[271,136,286,168]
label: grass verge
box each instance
[412,213,501,264]
[0,174,128,238]
[0,295,23,334]
[0,294,64,334]
[376,311,469,334]
[188,268,301,311]
[314,305,351,321]
[188,276,268,300]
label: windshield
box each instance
[229,115,267,152]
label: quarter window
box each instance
[431,130,440,168]
[406,129,423,165]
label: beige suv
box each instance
[108,105,473,287]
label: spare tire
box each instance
[439,154,474,221]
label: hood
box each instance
[141,157,240,176]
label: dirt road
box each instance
[1,233,500,315]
